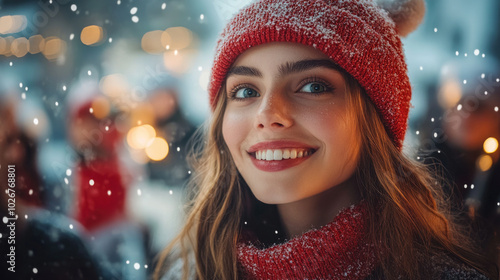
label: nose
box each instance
[255,92,293,129]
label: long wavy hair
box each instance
[154,72,497,280]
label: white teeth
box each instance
[255,149,313,161]
[283,149,290,159]
[265,150,273,160]
[273,149,283,160]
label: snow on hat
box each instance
[208,0,425,149]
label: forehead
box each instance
[231,42,330,67]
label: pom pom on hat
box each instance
[376,0,426,36]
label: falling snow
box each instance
[89,179,95,186]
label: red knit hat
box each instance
[208,0,425,149]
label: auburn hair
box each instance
[154,72,497,280]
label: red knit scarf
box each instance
[237,203,377,279]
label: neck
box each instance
[277,176,361,238]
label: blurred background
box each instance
[0,0,499,279]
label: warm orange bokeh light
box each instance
[483,137,498,154]
[126,125,156,150]
[477,155,493,172]
[11,37,29,57]
[42,37,66,60]
[81,25,104,46]
[91,96,111,119]
[0,15,27,34]
[29,35,45,54]
[145,137,169,161]
[141,30,165,54]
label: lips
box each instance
[247,141,317,171]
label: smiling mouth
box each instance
[250,148,317,161]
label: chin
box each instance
[249,186,304,205]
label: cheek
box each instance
[222,110,248,157]
[312,109,360,164]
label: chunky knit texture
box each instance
[237,203,377,279]
[208,0,415,149]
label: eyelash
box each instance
[227,77,335,100]
[227,83,257,101]
[297,77,335,94]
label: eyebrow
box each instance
[226,59,342,79]
[226,66,263,77]
[278,59,342,77]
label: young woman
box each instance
[155,0,497,279]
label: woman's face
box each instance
[222,42,361,204]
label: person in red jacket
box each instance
[68,99,127,231]
[155,0,497,279]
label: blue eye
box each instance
[234,87,260,99]
[300,82,327,93]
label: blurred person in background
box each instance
[145,87,196,187]
[66,83,150,280]
[0,92,110,279]
[419,61,500,266]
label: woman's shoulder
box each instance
[426,251,490,280]
[364,250,490,280]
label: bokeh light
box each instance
[91,96,111,119]
[42,37,66,61]
[477,154,493,172]
[11,37,29,57]
[483,137,498,154]
[80,25,104,46]
[162,27,193,50]
[126,124,156,150]
[145,137,169,161]
[100,74,130,99]
[438,79,462,109]
[0,36,14,56]
[28,35,45,54]
[0,15,27,34]
[141,30,165,54]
